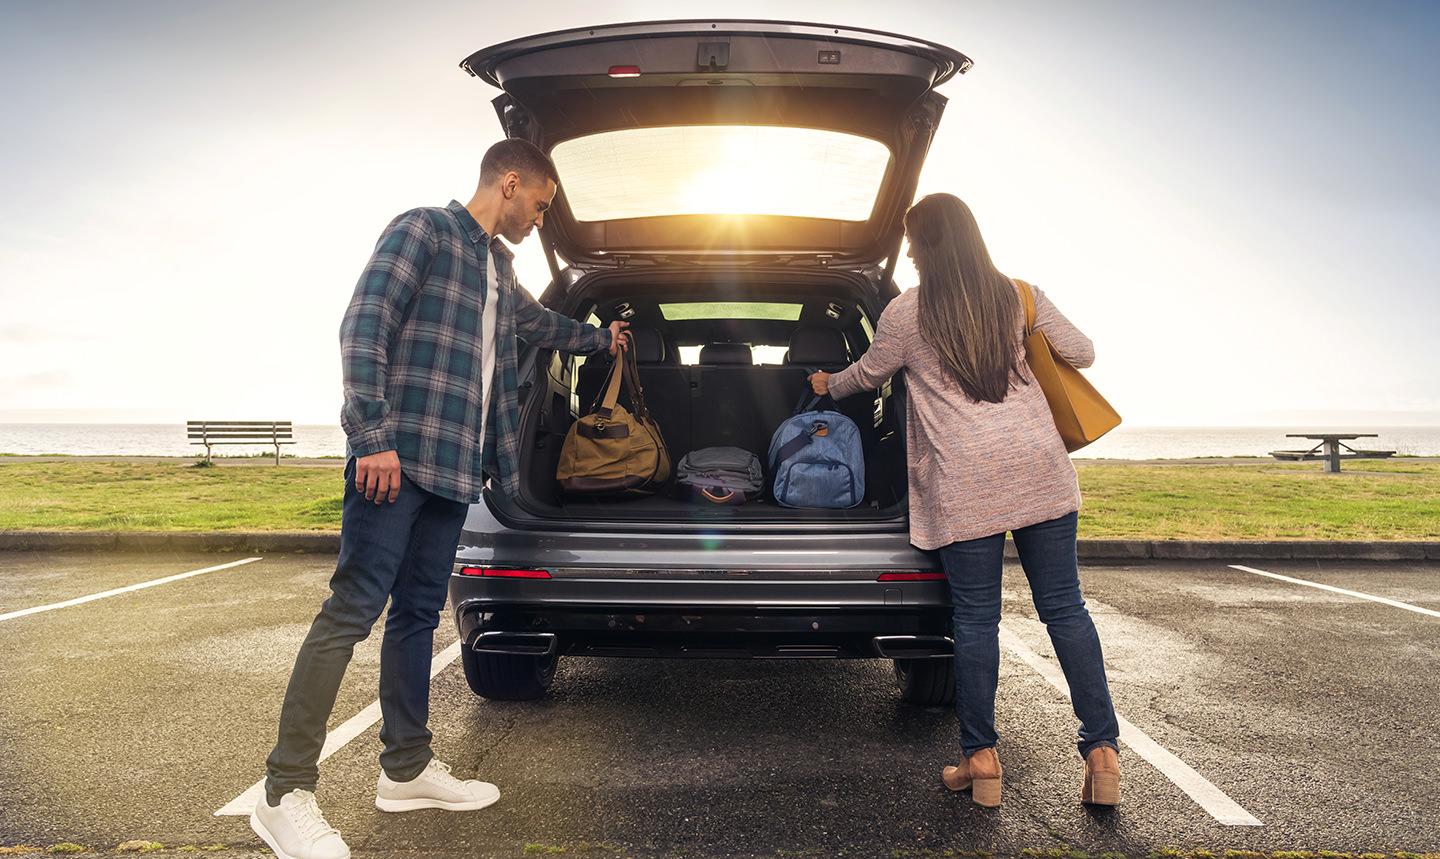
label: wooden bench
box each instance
[188,421,295,464]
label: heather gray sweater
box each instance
[828,281,1094,549]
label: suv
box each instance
[449,20,972,706]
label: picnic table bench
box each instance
[188,420,295,464]
[1269,433,1395,473]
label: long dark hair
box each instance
[904,193,1023,403]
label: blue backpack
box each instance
[768,389,865,509]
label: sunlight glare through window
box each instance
[553,127,891,222]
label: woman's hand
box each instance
[808,371,831,396]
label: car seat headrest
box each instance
[698,342,753,365]
[786,326,848,366]
[627,327,666,364]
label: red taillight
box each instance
[876,572,946,582]
[460,567,551,579]
[608,65,641,78]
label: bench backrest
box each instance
[188,421,294,440]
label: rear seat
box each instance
[785,325,880,453]
[691,343,808,454]
[575,328,691,460]
[571,327,877,479]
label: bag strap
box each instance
[588,334,651,421]
[1014,278,1037,336]
[701,486,736,504]
[591,354,624,422]
[773,418,828,465]
[619,338,651,420]
[792,367,837,416]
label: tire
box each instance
[893,658,955,706]
[461,646,558,701]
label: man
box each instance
[251,138,626,859]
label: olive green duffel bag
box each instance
[556,343,670,496]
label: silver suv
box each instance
[449,20,972,706]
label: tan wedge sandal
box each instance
[1081,745,1120,806]
[942,747,1002,807]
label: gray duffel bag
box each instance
[674,446,764,505]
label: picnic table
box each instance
[1269,433,1395,473]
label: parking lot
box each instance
[1,550,1437,856]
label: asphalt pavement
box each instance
[1,551,1437,857]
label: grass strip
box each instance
[1,460,1438,540]
[1076,461,1440,541]
[0,461,343,532]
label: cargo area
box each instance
[503,277,911,523]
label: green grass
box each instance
[1076,461,1440,541]
[1,460,1439,539]
[0,462,344,532]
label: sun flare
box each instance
[551,125,891,222]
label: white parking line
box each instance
[1230,565,1440,618]
[0,557,263,622]
[998,624,1264,827]
[215,639,463,816]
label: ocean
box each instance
[0,424,350,459]
[2,423,1440,460]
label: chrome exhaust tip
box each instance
[872,635,953,659]
[471,631,558,657]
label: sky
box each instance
[2,0,1438,427]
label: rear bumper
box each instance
[452,514,950,659]
[450,576,953,660]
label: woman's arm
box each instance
[814,298,910,399]
[1031,283,1095,369]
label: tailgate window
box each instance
[553,126,891,222]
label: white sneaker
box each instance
[249,789,350,859]
[375,758,500,812]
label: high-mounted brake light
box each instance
[608,65,641,78]
[460,567,552,579]
[877,572,947,582]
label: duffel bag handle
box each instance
[793,367,838,415]
[589,333,653,424]
[590,351,625,425]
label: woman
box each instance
[809,193,1120,808]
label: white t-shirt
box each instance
[480,243,500,441]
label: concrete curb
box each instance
[0,530,341,554]
[2,530,1438,561]
[1071,539,1440,562]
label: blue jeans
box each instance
[938,511,1119,759]
[265,460,468,801]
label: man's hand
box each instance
[355,450,402,504]
[607,320,630,357]
[808,371,831,396]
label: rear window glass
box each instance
[552,127,891,222]
[659,302,801,321]
[674,345,788,365]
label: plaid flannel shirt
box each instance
[340,200,610,502]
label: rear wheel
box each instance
[893,658,955,706]
[461,646,558,700]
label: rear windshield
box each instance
[659,302,801,321]
[552,126,891,223]
[659,301,801,365]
